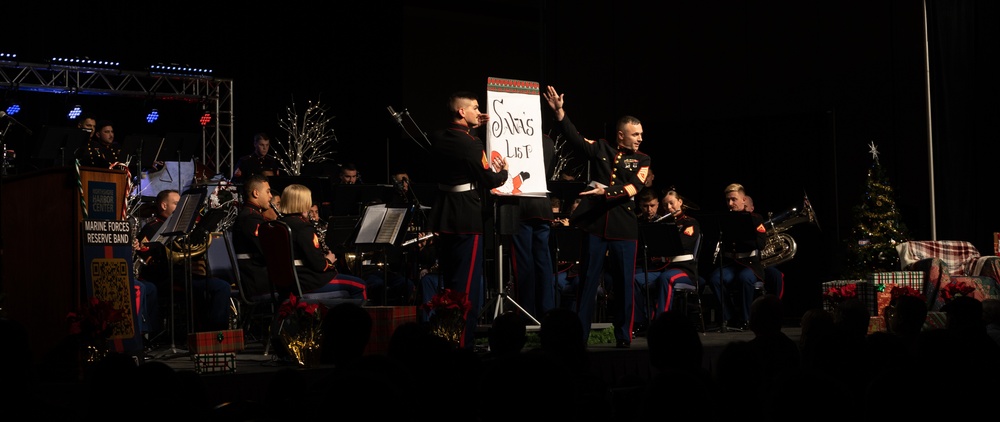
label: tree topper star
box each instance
[868,141,880,164]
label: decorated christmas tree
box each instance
[843,142,911,279]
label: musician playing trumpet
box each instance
[634,188,702,331]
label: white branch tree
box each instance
[274,99,338,176]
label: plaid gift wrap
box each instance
[868,271,924,290]
[897,241,981,275]
[364,306,417,356]
[187,329,245,354]
[192,353,236,374]
[821,280,876,315]
[923,311,946,330]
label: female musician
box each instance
[634,189,701,322]
[279,184,367,300]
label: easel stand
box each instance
[481,195,540,326]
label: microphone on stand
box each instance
[0,111,33,135]
[387,106,403,123]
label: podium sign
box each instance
[81,219,143,355]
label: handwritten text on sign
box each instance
[486,77,546,196]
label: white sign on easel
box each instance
[485,77,547,197]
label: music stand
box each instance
[34,126,90,168]
[637,222,685,324]
[547,180,588,205]
[329,183,396,216]
[715,211,757,332]
[350,203,413,305]
[140,160,196,198]
[149,188,206,358]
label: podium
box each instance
[2,166,129,365]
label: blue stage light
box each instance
[68,105,82,120]
[146,109,159,123]
[4,103,20,116]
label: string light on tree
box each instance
[843,141,911,278]
[273,99,338,176]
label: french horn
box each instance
[760,194,819,267]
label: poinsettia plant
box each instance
[66,296,124,345]
[276,293,327,366]
[421,288,471,346]
[823,283,858,305]
[940,281,975,303]
[889,285,925,302]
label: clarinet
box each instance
[269,201,285,219]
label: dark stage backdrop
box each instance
[4,0,998,319]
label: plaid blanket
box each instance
[896,240,981,275]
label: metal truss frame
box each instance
[0,59,235,176]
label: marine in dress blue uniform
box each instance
[509,134,557,321]
[707,183,767,329]
[427,91,509,350]
[543,86,651,347]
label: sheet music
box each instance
[150,191,204,243]
[355,204,409,245]
[376,207,407,244]
[355,204,387,244]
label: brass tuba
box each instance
[760,194,819,267]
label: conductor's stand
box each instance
[712,211,764,333]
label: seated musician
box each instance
[278,184,367,300]
[634,188,701,329]
[231,133,281,184]
[135,189,233,333]
[231,174,274,298]
[707,183,767,331]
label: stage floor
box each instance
[137,322,801,406]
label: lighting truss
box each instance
[0,59,235,175]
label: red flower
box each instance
[823,283,858,304]
[889,285,925,302]
[940,281,976,302]
[66,297,124,343]
[421,288,471,315]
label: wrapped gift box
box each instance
[187,329,245,354]
[868,271,924,291]
[868,316,886,334]
[192,353,236,374]
[821,279,875,315]
[923,311,947,330]
[364,306,417,356]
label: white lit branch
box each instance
[274,99,338,176]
